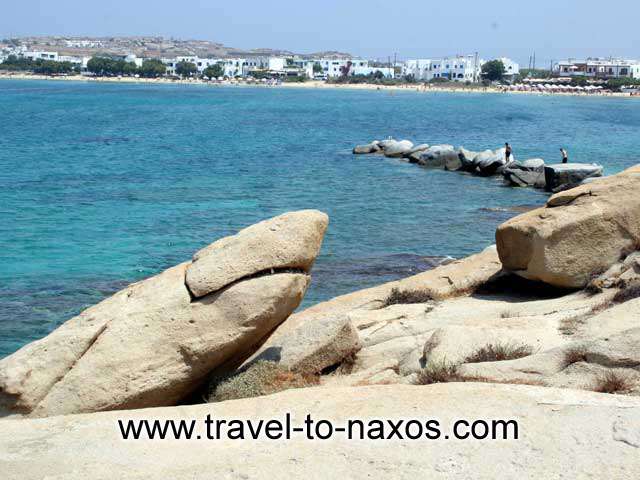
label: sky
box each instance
[1,0,639,65]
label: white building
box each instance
[404,55,483,82]
[23,51,59,61]
[553,58,640,79]
[495,57,520,80]
[404,55,518,82]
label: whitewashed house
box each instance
[495,57,520,81]
[553,58,640,79]
[23,51,59,61]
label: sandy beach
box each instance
[1,71,636,98]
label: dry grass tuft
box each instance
[382,287,433,307]
[207,361,319,402]
[563,346,588,367]
[463,342,534,364]
[592,371,632,394]
[415,359,460,385]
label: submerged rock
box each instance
[0,210,328,418]
[352,141,381,154]
[544,163,603,192]
[497,165,640,288]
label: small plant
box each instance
[592,371,632,394]
[563,346,588,367]
[382,288,433,307]
[415,359,459,385]
[207,361,318,402]
[463,342,534,364]
[583,281,603,296]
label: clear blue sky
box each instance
[2,0,638,65]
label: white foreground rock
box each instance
[186,210,328,297]
[497,165,640,288]
[0,211,328,417]
[1,383,639,480]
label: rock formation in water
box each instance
[352,139,605,190]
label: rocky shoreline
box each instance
[353,138,605,192]
[2,167,640,478]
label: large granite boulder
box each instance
[0,210,328,418]
[248,314,361,374]
[186,210,328,297]
[496,165,640,288]
[458,147,479,171]
[544,163,603,192]
[352,141,381,154]
[413,144,459,169]
[403,143,430,162]
[474,148,514,176]
[3,383,639,479]
[503,158,546,188]
[381,139,414,158]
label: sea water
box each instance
[1,79,639,357]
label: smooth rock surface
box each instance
[497,165,640,288]
[186,210,328,297]
[2,383,639,480]
[413,145,459,169]
[404,143,430,162]
[503,159,546,188]
[382,139,414,158]
[0,269,310,418]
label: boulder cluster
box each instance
[353,138,604,192]
[3,167,640,478]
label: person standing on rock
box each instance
[505,143,512,163]
[560,148,569,163]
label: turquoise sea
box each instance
[1,79,639,357]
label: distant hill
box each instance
[4,36,354,59]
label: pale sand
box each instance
[0,72,635,98]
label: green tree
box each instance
[87,56,114,75]
[481,60,506,82]
[202,63,224,79]
[605,77,640,91]
[312,62,323,74]
[175,61,197,77]
[139,59,166,78]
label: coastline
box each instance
[1,72,636,98]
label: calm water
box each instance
[1,79,639,357]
